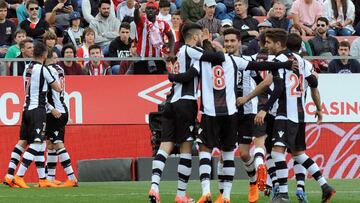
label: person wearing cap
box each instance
[89,0,121,56]
[197,0,221,39]
[243,20,271,55]
[180,0,204,23]
[63,11,84,49]
[133,0,174,74]
[266,1,292,31]
[212,19,233,47]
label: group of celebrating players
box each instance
[148,23,336,203]
[3,43,77,188]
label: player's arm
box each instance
[46,103,61,119]
[168,65,199,83]
[44,67,62,92]
[245,60,293,71]
[306,74,322,124]
[188,43,225,64]
[237,74,273,106]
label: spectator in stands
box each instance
[350,37,360,62]
[63,11,84,49]
[266,1,292,31]
[243,20,271,55]
[0,0,16,58]
[10,38,33,76]
[289,24,313,55]
[197,0,221,40]
[248,0,270,16]
[77,27,95,66]
[45,0,78,34]
[59,43,83,75]
[82,0,115,25]
[180,0,204,23]
[83,44,111,75]
[291,0,323,36]
[214,19,233,46]
[133,1,174,74]
[89,0,120,56]
[157,0,172,26]
[43,30,61,56]
[308,17,339,56]
[5,29,27,59]
[20,0,49,41]
[16,0,42,25]
[170,10,183,54]
[108,22,132,74]
[323,0,355,36]
[232,0,259,48]
[328,40,360,73]
[116,0,135,22]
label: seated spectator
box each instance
[214,19,233,46]
[10,38,33,76]
[289,24,313,55]
[248,0,270,16]
[43,30,61,56]
[45,0,78,34]
[116,0,135,22]
[170,10,183,54]
[59,43,83,75]
[266,1,292,31]
[82,0,115,25]
[243,20,271,55]
[108,22,132,74]
[0,0,16,58]
[180,0,205,23]
[232,0,259,48]
[308,17,339,56]
[77,27,95,66]
[197,0,221,39]
[350,37,360,62]
[323,0,355,36]
[5,29,27,70]
[291,0,323,36]
[20,0,49,41]
[16,0,43,25]
[83,44,111,75]
[328,40,360,73]
[89,0,120,56]
[63,11,84,49]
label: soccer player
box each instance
[45,48,78,187]
[10,42,62,188]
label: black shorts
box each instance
[238,113,267,144]
[161,100,198,144]
[265,114,275,154]
[19,108,47,144]
[46,112,68,144]
[197,114,238,151]
[272,119,304,152]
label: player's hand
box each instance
[236,96,248,106]
[254,110,267,126]
[315,109,323,124]
[51,108,61,119]
[211,41,224,52]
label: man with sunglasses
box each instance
[20,0,49,41]
[308,17,339,57]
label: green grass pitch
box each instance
[0,179,358,202]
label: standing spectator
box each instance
[323,0,355,36]
[116,0,134,22]
[157,0,172,26]
[328,41,360,73]
[350,37,360,62]
[266,1,292,31]
[133,1,174,74]
[232,0,259,48]
[5,29,27,59]
[59,43,83,75]
[82,0,115,25]
[170,10,183,54]
[0,0,16,57]
[89,0,120,56]
[43,31,61,57]
[291,0,323,36]
[10,38,33,76]
[45,0,78,33]
[180,0,204,23]
[108,22,132,74]
[308,17,339,56]
[20,0,49,41]
[197,0,221,39]
[62,11,84,49]
[77,27,95,66]
[16,0,42,25]
[83,44,111,75]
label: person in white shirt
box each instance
[157,0,172,26]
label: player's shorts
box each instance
[293,122,306,152]
[197,114,238,151]
[46,112,68,144]
[265,114,275,154]
[272,119,303,152]
[238,113,267,144]
[19,108,47,144]
[161,99,198,144]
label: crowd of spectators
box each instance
[0,0,360,76]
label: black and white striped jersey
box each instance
[170,45,202,103]
[23,61,56,111]
[47,64,67,114]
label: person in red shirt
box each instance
[83,44,111,75]
[59,43,83,75]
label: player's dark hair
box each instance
[181,23,202,41]
[223,28,242,41]
[33,42,48,58]
[265,28,288,48]
[61,43,76,57]
[339,40,351,49]
[286,33,302,52]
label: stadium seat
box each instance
[9,18,18,27]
